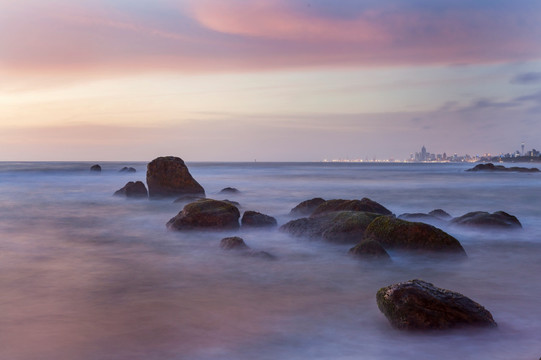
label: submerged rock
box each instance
[348,239,391,261]
[280,211,382,244]
[113,181,148,198]
[220,236,249,250]
[376,279,497,330]
[147,156,205,199]
[166,199,240,231]
[364,216,466,255]
[241,211,277,228]
[451,211,522,229]
[220,236,275,259]
[311,198,392,217]
[289,198,326,217]
[90,164,101,172]
[219,187,240,194]
[467,163,539,173]
[428,209,452,220]
[119,166,136,173]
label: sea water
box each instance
[0,161,540,360]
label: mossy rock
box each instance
[241,211,277,228]
[377,279,497,330]
[167,199,240,230]
[280,211,382,244]
[311,198,392,217]
[364,216,466,255]
[349,239,391,261]
[289,197,326,217]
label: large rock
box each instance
[113,181,148,198]
[349,239,391,261]
[311,198,392,217]
[90,164,101,172]
[289,198,326,217]
[147,156,205,199]
[451,211,522,229]
[166,199,240,231]
[241,211,277,228]
[280,211,382,244]
[428,209,452,220]
[467,163,539,173]
[376,279,497,330]
[364,216,466,254]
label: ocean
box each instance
[0,161,540,360]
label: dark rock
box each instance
[364,216,466,255]
[429,209,452,220]
[220,236,276,260]
[280,211,382,244]
[147,156,205,199]
[119,167,136,173]
[311,198,392,217]
[166,199,240,231]
[376,279,497,330]
[467,163,539,173]
[220,236,249,250]
[241,211,277,228]
[349,239,391,261]
[219,187,240,194]
[289,197,326,217]
[451,211,522,229]
[90,164,101,172]
[113,181,148,198]
[242,250,276,260]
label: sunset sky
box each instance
[1,0,541,161]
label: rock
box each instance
[220,236,249,250]
[119,167,136,173]
[364,216,466,254]
[289,198,326,217]
[90,164,101,172]
[166,199,240,231]
[221,199,240,207]
[467,163,539,173]
[241,211,277,228]
[398,213,438,221]
[173,195,206,204]
[220,236,276,260]
[311,198,392,217]
[280,211,382,244]
[219,187,240,194]
[349,239,391,261]
[376,279,497,330]
[113,181,148,198]
[147,156,205,199]
[451,211,522,229]
[428,209,452,220]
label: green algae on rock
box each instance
[167,199,240,230]
[364,216,466,255]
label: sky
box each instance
[1,0,541,161]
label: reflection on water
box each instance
[0,162,540,360]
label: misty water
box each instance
[0,161,540,360]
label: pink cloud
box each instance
[1,0,540,79]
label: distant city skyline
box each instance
[1,1,541,161]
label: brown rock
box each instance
[289,198,326,217]
[113,181,148,198]
[241,211,277,228]
[166,199,239,231]
[349,239,391,261]
[147,156,205,199]
[377,279,497,330]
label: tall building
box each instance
[521,142,525,156]
[421,145,427,161]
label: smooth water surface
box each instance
[0,161,540,360]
